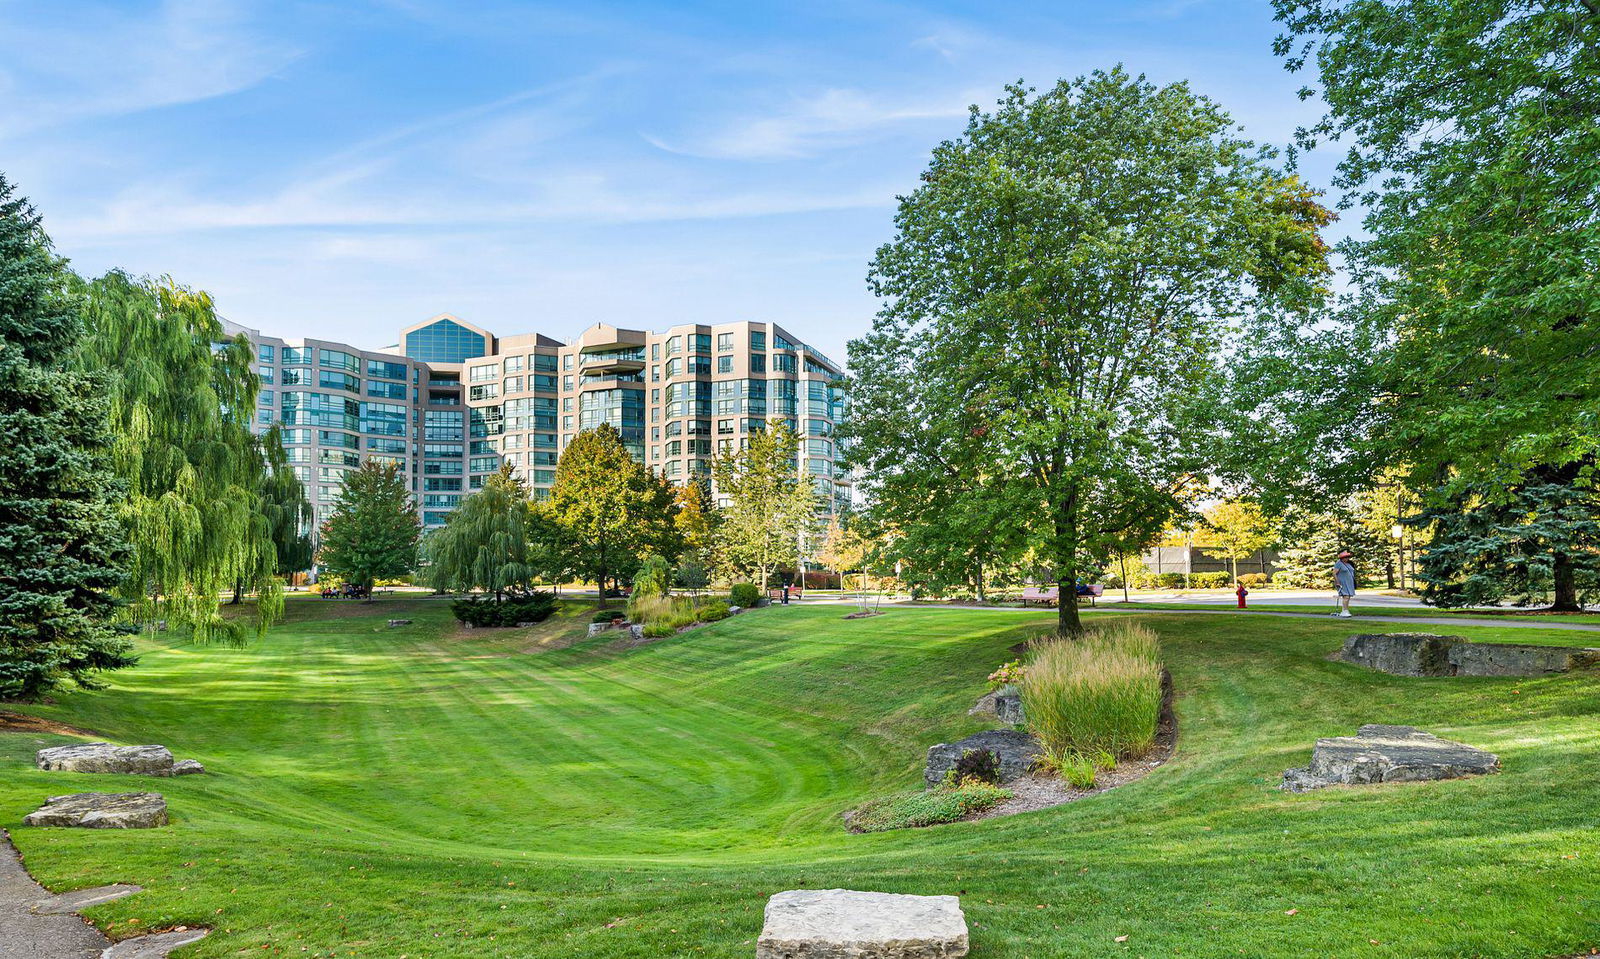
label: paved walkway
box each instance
[0,830,206,958]
[807,598,1600,634]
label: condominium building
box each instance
[224,314,851,531]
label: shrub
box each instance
[1155,572,1186,589]
[592,609,626,624]
[1022,621,1163,761]
[674,557,710,596]
[1191,571,1231,588]
[987,659,1025,690]
[729,583,761,608]
[641,622,677,639]
[697,600,730,622]
[632,554,671,599]
[1100,573,1123,590]
[451,591,557,627]
[803,570,841,590]
[951,747,1000,785]
[848,780,1012,833]
[1238,572,1270,588]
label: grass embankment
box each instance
[0,597,1597,957]
[1113,600,1600,627]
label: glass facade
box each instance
[404,319,488,364]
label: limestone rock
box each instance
[756,889,968,959]
[969,686,1024,725]
[1338,633,1600,677]
[387,619,412,627]
[36,743,173,776]
[170,759,205,776]
[23,792,168,829]
[1282,724,1500,792]
[925,729,1040,789]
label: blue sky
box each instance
[0,0,1340,362]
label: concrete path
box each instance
[806,598,1600,633]
[0,830,206,959]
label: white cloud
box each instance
[0,0,298,138]
[643,86,978,160]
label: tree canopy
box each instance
[844,69,1331,632]
[713,421,816,590]
[546,424,678,592]
[425,466,549,600]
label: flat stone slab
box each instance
[36,744,173,776]
[169,759,205,776]
[30,883,142,914]
[22,793,168,829]
[925,729,1040,789]
[757,889,968,959]
[1339,633,1600,677]
[103,927,210,958]
[1282,724,1500,792]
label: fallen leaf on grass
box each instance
[1114,935,1129,942]
[1285,909,1299,916]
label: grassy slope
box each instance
[0,598,1596,958]
[1111,601,1600,627]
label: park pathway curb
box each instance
[0,830,206,959]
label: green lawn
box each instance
[1,598,1597,957]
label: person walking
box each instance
[1332,550,1356,618]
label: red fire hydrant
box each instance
[1236,583,1249,609]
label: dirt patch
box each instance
[969,668,1178,822]
[843,610,885,620]
[0,710,98,738]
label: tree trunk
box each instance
[1230,557,1237,583]
[229,580,244,605]
[1552,551,1581,611]
[1055,487,1082,636]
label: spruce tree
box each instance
[0,173,134,699]
[319,461,420,597]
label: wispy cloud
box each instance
[643,86,978,160]
[0,0,299,138]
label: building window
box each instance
[258,344,274,363]
[718,355,733,374]
[319,370,360,393]
[690,333,711,353]
[503,356,523,374]
[751,354,766,374]
[717,332,734,352]
[258,365,274,384]
[469,363,498,382]
[260,390,275,405]
[282,346,310,364]
[403,319,486,364]
[318,349,359,373]
[368,359,407,380]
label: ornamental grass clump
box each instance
[1022,622,1162,764]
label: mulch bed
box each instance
[0,710,97,738]
[969,668,1178,822]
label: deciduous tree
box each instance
[713,421,816,591]
[845,70,1329,633]
[546,424,676,592]
[1201,500,1277,582]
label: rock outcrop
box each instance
[36,744,173,776]
[35,742,204,776]
[1282,724,1500,792]
[757,889,968,959]
[22,792,169,829]
[1338,633,1600,677]
[925,729,1040,789]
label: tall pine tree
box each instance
[0,173,134,699]
[319,461,420,597]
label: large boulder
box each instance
[23,792,169,829]
[36,743,174,776]
[925,729,1040,789]
[1282,724,1500,792]
[757,889,968,959]
[1338,633,1600,677]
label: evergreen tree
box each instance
[0,173,134,699]
[546,424,676,593]
[319,461,419,597]
[76,271,284,642]
[713,421,817,590]
[425,466,544,601]
[1412,470,1600,611]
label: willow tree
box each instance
[844,70,1331,634]
[75,271,283,642]
[0,173,134,699]
[426,465,548,601]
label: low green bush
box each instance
[1154,572,1186,589]
[641,622,677,639]
[697,600,730,622]
[849,780,1012,833]
[1238,572,1271,587]
[729,583,761,608]
[592,609,626,624]
[1022,621,1163,760]
[1191,571,1231,588]
[451,592,557,627]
